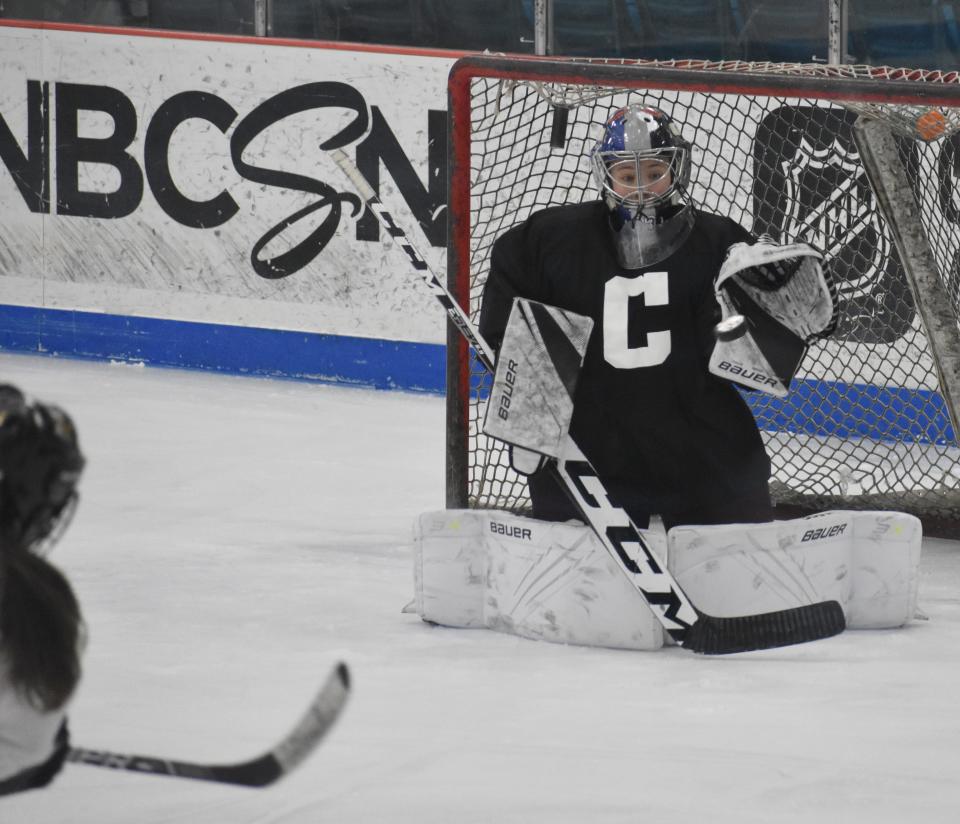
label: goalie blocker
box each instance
[710,238,838,397]
[482,298,593,474]
[408,509,921,651]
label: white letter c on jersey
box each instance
[603,271,671,368]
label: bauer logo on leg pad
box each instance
[489,520,533,540]
[801,522,847,542]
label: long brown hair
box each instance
[0,548,84,711]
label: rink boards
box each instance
[0,21,453,390]
[0,21,953,443]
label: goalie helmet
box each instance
[0,385,85,555]
[590,104,695,269]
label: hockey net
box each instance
[445,56,960,533]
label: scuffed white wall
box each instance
[0,24,455,345]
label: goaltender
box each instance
[480,103,835,529]
[409,104,918,653]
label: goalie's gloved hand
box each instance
[714,238,836,352]
[737,255,802,291]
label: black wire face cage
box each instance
[591,145,691,215]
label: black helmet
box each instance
[0,385,85,554]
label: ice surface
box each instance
[1,351,959,824]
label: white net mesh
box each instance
[449,58,960,528]
[509,60,960,141]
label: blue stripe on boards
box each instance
[1,303,953,443]
[745,379,954,446]
[465,354,953,446]
[0,304,445,394]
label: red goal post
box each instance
[445,55,960,533]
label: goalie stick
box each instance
[67,662,350,787]
[327,148,844,655]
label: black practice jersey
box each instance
[479,200,771,513]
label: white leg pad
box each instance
[667,511,922,629]
[848,511,923,628]
[483,512,665,650]
[412,510,487,629]
[411,510,666,650]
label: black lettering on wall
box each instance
[55,83,143,219]
[356,107,446,246]
[144,91,239,228]
[231,82,368,279]
[2,77,451,275]
[0,80,49,213]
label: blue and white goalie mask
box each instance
[590,104,695,268]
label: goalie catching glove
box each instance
[710,238,838,397]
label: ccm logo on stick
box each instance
[497,359,519,420]
[490,521,532,540]
[801,523,847,542]
[717,360,778,388]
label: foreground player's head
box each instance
[590,103,694,268]
[0,385,85,555]
[0,385,85,717]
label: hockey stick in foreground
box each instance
[328,148,844,655]
[67,662,350,787]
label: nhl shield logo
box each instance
[752,105,914,343]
